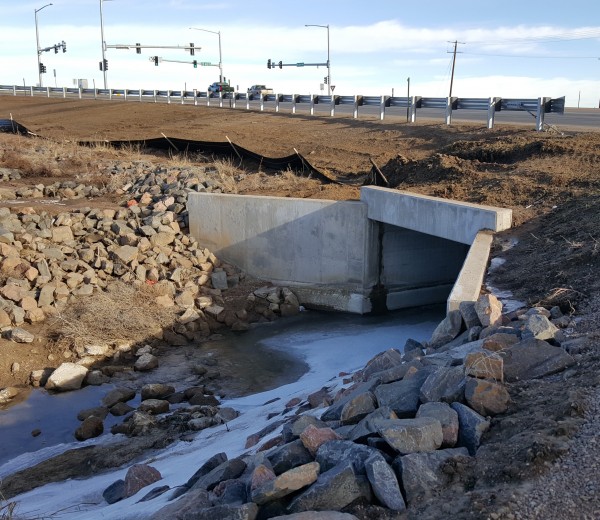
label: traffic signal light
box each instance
[136,43,141,54]
[62,40,66,53]
[189,43,195,56]
[54,46,58,54]
[104,59,108,71]
[324,76,328,84]
[193,60,197,68]
[153,56,159,66]
[278,61,282,69]
[267,59,271,69]
[39,63,46,73]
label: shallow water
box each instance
[0,305,443,471]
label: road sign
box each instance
[331,85,336,92]
[200,62,212,66]
[297,62,305,67]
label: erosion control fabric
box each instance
[0,118,337,184]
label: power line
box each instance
[461,51,600,59]
[466,28,600,45]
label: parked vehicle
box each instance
[208,81,234,93]
[247,85,274,97]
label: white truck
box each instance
[247,85,274,97]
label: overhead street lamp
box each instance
[305,24,330,95]
[189,27,222,82]
[35,3,53,87]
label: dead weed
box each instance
[52,281,178,348]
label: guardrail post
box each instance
[219,92,223,108]
[353,95,358,119]
[260,94,264,112]
[379,96,385,120]
[275,95,280,113]
[487,97,498,129]
[63,87,67,99]
[246,94,250,110]
[46,87,50,98]
[536,97,545,132]
[167,90,171,104]
[292,95,297,114]
[232,93,237,109]
[192,89,197,106]
[330,95,335,117]
[12,86,16,96]
[310,95,315,116]
[78,88,82,99]
[124,89,128,101]
[109,89,113,100]
[153,90,157,103]
[410,96,417,122]
[445,96,453,125]
[139,89,142,102]
[181,91,185,105]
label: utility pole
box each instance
[448,40,464,98]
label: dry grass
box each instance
[52,281,178,349]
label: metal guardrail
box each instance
[0,84,565,131]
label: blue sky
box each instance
[1,0,600,107]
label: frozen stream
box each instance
[0,305,443,519]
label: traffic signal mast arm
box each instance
[267,59,328,68]
[107,44,199,52]
[38,41,67,54]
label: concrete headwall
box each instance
[361,187,512,244]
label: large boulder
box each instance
[429,310,463,348]
[450,402,490,455]
[361,349,403,380]
[416,401,459,448]
[287,462,365,514]
[45,363,88,392]
[251,462,320,505]
[316,440,380,475]
[475,294,502,328]
[419,366,466,404]
[124,464,162,498]
[74,416,104,441]
[267,439,314,475]
[502,338,575,382]
[464,378,510,416]
[394,447,471,504]
[300,425,342,457]
[364,452,405,511]
[373,368,432,418]
[320,380,379,422]
[377,417,443,454]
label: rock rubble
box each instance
[96,293,580,518]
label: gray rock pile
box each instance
[100,293,581,519]
[73,380,239,442]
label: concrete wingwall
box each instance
[187,189,512,314]
[188,193,379,313]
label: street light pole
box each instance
[189,27,222,83]
[99,0,108,89]
[305,24,330,95]
[34,3,53,87]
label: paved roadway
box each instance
[1,89,598,129]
